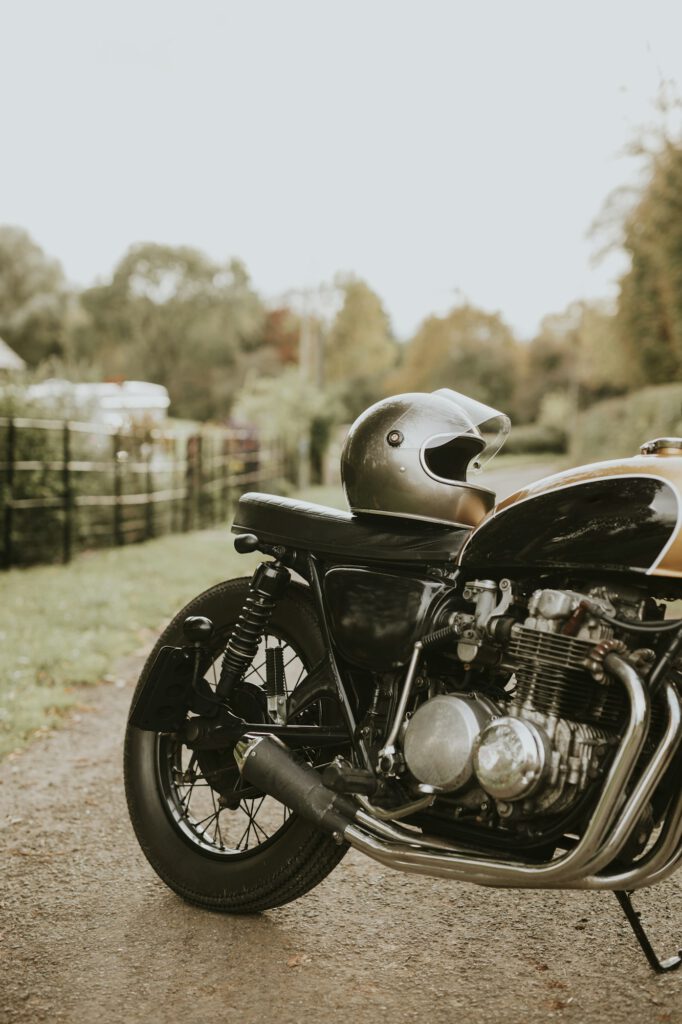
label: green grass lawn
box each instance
[0,521,263,758]
[1,469,560,759]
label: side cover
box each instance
[459,456,682,579]
[323,567,450,669]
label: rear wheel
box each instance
[124,577,349,912]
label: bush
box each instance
[570,383,682,464]
[503,422,567,455]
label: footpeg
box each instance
[322,758,379,796]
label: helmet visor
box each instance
[432,388,511,469]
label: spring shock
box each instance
[217,561,290,698]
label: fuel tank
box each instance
[459,445,682,580]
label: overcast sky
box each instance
[1,0,680,339]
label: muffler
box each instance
[234,734,357,840]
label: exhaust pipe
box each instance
[233,654,674,891]
[234,734,357,840]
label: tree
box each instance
[233,367,342,484]
[76,243,266,420]
[614,140,682,384]
[390,303,522,419]
[325,277,396,418]
[0,226,71,365]
[523,300,629,421]
[262,306,300,365]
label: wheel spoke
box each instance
[210,789,225,849]
[235,816,253,851]
[155,623,344,858]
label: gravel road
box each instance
[3,463,682,1024]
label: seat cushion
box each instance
[232,492,468,564]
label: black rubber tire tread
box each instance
[124,576,349,913]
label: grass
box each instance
[2,465,562,759]
[0,522,261,758]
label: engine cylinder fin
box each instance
[503,625,628,729]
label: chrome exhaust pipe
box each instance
[346,654,652,888]
[574,681,682,887]
[235,657,681,893]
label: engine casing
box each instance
[403,693,497,791]
[402,585,628,821]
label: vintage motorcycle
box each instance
[125,389,682,973]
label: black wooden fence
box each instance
[0,417,281,568]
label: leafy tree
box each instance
[326,277,396,417]
[615,139,682,384]
[233,367,342,484]
[76,243,265,420]
[0,226,71,365]
[390,303,522,419]
[262,306,300,365]
[523,300,629,421]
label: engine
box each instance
[401,581,651,825]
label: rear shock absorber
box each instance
[217,561,291,699]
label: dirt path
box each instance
[3,463,682,1023]
[3,663,682,1024]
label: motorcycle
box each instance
[125,389,682,973]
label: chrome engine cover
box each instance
[454,582,628,819]
[403,693,497,791]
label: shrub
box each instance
[503,422,567,455]
[570,383,682,464]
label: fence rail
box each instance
[0,417,281,569]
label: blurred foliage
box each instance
[570,383,682,463]
[74,243,267,420]
[503,422,567,456]
[233,366,342,484]
[389,304,521,418]
[615,140,682,384]
[520,300,630,422]
[326,276,397,418]
[262,306,301,365]
[0,226,73,365]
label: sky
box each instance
[1,0,681,339]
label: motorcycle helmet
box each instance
[341,389,510,528]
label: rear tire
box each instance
[124,577,349,912]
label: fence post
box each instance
[113,433,123,546]
[221,432,230,522]
[145,435,154,540]
[197,431,205,528]
[3,417,15,569]
[184,434,196,532]
[62,422,73,563]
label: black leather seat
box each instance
[232,492,469,564]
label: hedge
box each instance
[570,383,682,464]
[502,422,567,455]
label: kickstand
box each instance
[614,890,682,974]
